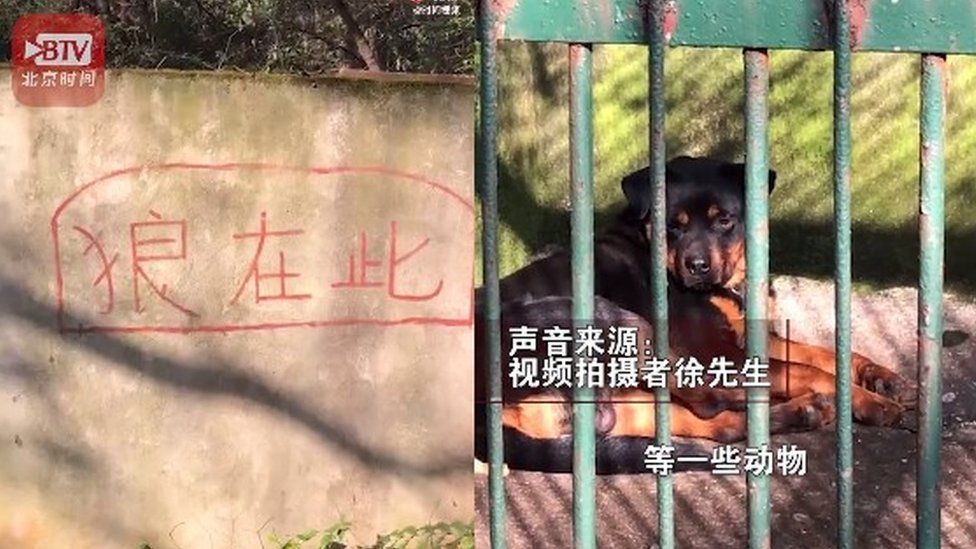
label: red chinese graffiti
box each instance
[231,212,311,304]
[51,164,474,334]
[331,221,443,302]
[129,210,198,317]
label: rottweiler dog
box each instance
[474,156,916,474]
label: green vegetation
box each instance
[265,520,473,549]
[139,520,473,549]
[0,0,473,75]
[483,43,976,295]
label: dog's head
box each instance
[620,156,776,291]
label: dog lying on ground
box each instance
[474,156,916,474]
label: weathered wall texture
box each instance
[0,69,474,548]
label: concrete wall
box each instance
[0,68,474,548]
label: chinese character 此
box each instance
[332,221,443,302]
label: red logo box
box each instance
[11,13,105,107]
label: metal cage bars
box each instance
[478,0,947,547]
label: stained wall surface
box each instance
[0,68,474,548]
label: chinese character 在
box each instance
[231,211,311,304]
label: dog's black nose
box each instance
[685,256,711,275]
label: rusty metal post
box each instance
[743,47,771,549]
[833,2,855,547]
[917,52,947,549]
[569,42,597,549]
[648,1,674,548]
[478,1,506,547]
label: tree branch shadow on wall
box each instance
[0,273,470,480]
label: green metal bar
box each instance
[833,2,854,547]
[917,52,947,549]
[648,2,673,548]
[496,0,976,54]
[743,47,771,549]
[569,42,596,549]
[478,2,506,547]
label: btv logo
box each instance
[11,14,105,107]
[24,33,94,66]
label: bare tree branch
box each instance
[328,0,383,71]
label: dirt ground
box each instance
[474,276,976,548]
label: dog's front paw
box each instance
[771,392,836,433]
[855,393,905,427]
[854,355,917,410]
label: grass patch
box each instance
[140,520,473,549]
[478,44,976,296]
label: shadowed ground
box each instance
[475,276,976,548]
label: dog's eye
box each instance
[715,216,735,230]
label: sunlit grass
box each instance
[477,44,976,294]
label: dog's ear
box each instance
[620,166,652,220]
[722,162,777,194]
